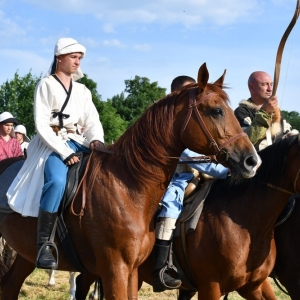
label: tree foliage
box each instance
[281,110,300,131]
[78,74,128,144]
[0,71,41,137]
[111,76,166,126]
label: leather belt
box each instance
[50,125,75,136]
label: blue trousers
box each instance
[158,172,194,219]
[40,140,90,212]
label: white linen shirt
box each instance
[7,75,104,217]
[35,75,104,160]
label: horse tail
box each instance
[0,236,10,279]
[0,239,8,280]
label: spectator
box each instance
[0,112,23,161]
[14,125,30,156]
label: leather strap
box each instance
[272,0,300,96]
[181,87,247,161]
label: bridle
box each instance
[180,87,247,163]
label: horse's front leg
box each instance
[178,289,196,300]
[197,281,222,300]
[1,254,35,300]
[100,261,132,300]
[75,273,98,300]
[128,268,138,300]
[69,272,77,300]
[48,269,56,287]
[236,279,277,300]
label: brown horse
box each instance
[138,135,300,300]
[0,63,258,300]
[271,194,300,299]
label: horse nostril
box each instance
[245,155,258,167]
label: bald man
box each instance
[234,71,294,150]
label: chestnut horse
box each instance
[271,194,300,299]
[134,135,300,300]
[0,63,259,299]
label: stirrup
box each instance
[36,241,59,269]
[158,264,182,289]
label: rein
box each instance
[266,168,300,195]
[180,87,247,163]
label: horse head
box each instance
[175,63,259,179]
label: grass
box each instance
[17,269,291,299]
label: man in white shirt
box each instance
[7,37,105,270]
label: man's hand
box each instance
[90,140,105,150]
[65,154,80,166]
[261,95,278,114]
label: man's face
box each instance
[57,52,83,75]
[249,72,273,103]
[0,123,14,136]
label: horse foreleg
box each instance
[178,289,197,300]
[236,279,277,300]
[48,269,56,287]
[75,273,98,300]
[1,254,35,300]
[100,263,131,300]
[128,268,138,300]
[69,272,76,300]
[197,281,222,300]
[89,277,105,300]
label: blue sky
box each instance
[1,0,300,112]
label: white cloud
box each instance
[103,39,126,48]
[133,44,152,51]
[0,10,26,37]
[80,37,99,48]
[22,0,261,27]
[103,23,116,33]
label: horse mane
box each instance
[95,82,230,186]
[104,92,180,186]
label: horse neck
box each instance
[223,183,293,238]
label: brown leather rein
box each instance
[266,168,300,195]
[180,87,247,163]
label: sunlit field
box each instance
[18,269,290,299]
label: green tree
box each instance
[111,76,166,126]
[0,71,42,137]
[78,74,128,144]
[281,110,300,131]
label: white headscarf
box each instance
[46,37,86,81]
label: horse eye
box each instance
[211,108,224,118]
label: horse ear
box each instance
[197,63,209,93]
[214,69,226,87]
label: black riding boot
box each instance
[35,208,58,269]
[152,242,182,292]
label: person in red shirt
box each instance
[0,112,23,161]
